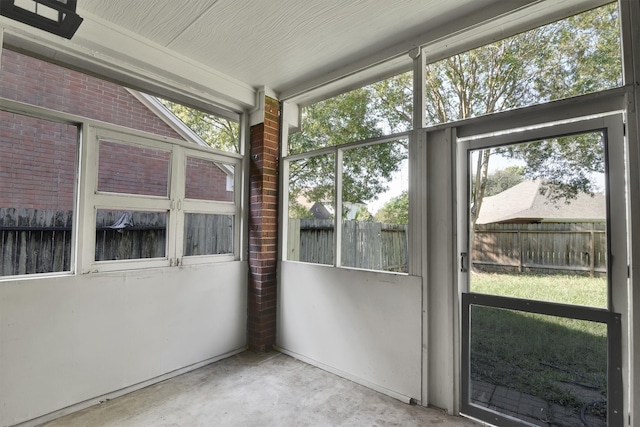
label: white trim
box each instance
[126,90,209,147]
[1,11,255,111]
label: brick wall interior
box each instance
[248,97,280,351]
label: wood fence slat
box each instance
[473,222,607,276]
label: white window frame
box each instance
[80,124,243,273]
[282,131,412,274]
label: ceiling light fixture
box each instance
[0,0,83,39]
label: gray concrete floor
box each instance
[44,351,481,426]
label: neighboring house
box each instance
[476,179,606,225]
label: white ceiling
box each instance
[1,0,609,111]
[78,0,487,94]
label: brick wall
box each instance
[185,156,234,202]
[0,49,181,138]
[248,97,280,352]
[1,49,231,208]
[97,140,171,197]
[0,111,77,210]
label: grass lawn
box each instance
[470,271,607,308]
[469,272,608,418]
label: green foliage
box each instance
[375,191,408,225]
[288,3,620,216]
[159,99,240,153]
[497,133,606,201]
[484,166,525,196]
[287,76,411,207]
[427,3,620,226]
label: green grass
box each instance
[471,272,608,308]
[469,272,608,417]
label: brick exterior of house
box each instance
[0,48,232,208]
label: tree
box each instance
[374,192,408,225]
[484,166,525,197]
[290,3,620,225]
[421,3,620,232]
[158,99,240,153]
[288,88,409,216]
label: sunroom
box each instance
[1,1,639,426]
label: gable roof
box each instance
[476,179,606,224]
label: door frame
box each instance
[456,114,628,426]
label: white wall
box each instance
[277,261,422,402]
[0,261,247,427]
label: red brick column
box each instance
[248,96,280,352]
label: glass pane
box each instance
[0,110,78,276]
[95,210,167,261]
[157,98,240,153]
[288,71,412,155]
[341,140,409,272]
[286,154,335,265]
[425,3,621,126]
[469,131,607,308]
[470,305,607,427]
[0,49,191,140]
[183,213,234,256]
[98,140,170,197]
[185,157,234,201]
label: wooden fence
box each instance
[473,222,607,276]
[183,213,233,256]
[1,208,233,276]
[2,207,607,277]
[95,210,167,261]
[0,208,73,276]
[287,219,408,272]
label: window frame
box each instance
[282,131,412,274]
[0,104,82,279]
[82,125,243,273]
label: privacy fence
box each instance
[288,219,607,276]
[0,208,233,276]
[2,208,606,276]
[472,222,607,276]
[287,219,408,272]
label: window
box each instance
[424,2,622,125]
[0,110,79,276]
[95,209,167,261]
[98,139,171,197]
[288,71,412,155]
[341,141,408,272]
[1,48,243,275]
[182,153,239,261]
[287,153,336,265]
[88,128,242,271]
[285,136,409,273]
[285,68,411,273]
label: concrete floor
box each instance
[44,351,481,426]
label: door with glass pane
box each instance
[459,115,626,427]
